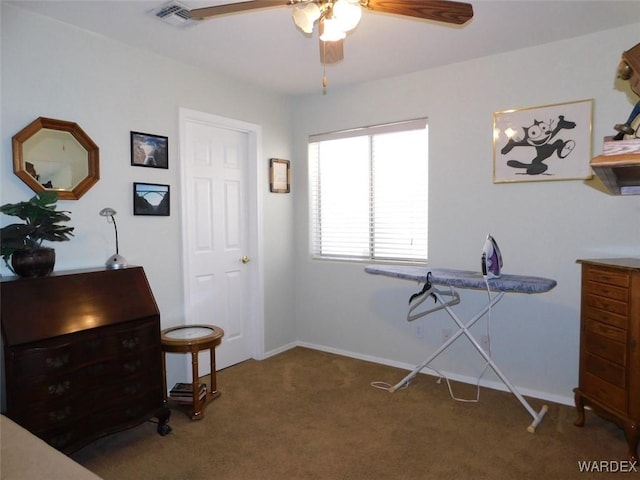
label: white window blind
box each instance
[309,119,428,262]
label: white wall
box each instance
[291,23,640,404]
[0,4,297,388]
[3,3,640,407]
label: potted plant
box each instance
[0,191,74,277]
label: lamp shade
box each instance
[99,207,116,217]
[333,0,361,32]
[319,17,346,42]
[293,2,321,34]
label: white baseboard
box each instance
[263,341,574,407]
[261,341,298,360]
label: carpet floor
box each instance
[71,347,630,479]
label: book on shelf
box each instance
[171,390,207,404]
[169,382,207,400]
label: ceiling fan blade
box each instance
[189,0,286,20]
[319,39,344,65]
[363,0,473,25]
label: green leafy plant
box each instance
[0,191,74,268]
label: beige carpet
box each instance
[72,347,628,479]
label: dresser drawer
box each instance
[9,346,161,407]
[586,267,630,288]
[8,342,74,378]
[585,319,627,343]
[584,353,626,388]
[11,373,162,430]
[584,330,626,365]
[582,371,627,414]
[586,294,629,317]
[585,308,628,330]
[585,281,629,302]
[8,319,159,379]
[85,318,160,358]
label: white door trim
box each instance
[178,107,265,363]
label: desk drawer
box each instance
[582,371,627,414]
[586,268,630,288]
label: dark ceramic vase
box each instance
[11,248,56,278]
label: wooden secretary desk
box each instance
[574,258,640,462]
[0,266,171,454]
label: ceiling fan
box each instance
[187,0,473,86]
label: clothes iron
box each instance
[481,235,503,279]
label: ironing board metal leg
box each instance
[389,324,465,392]
[390,290,503,392]
[463,325,549,432]
[390,288,549,432]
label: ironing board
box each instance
[365,265,557,433]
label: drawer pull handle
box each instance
[48,381,71,396]
[45,354,70,369]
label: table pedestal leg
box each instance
[161,351,168,404]
[209,345,220,398]
[191,350,202,419]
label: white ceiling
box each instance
[8,0,640,96]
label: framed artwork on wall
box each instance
[493,99,593,183]
[269,158,290,193]
[133,182,170,216]
[131,131,169,169]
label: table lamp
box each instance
[99,207,127,269]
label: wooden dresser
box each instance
[0,266,170,454]
[574,258,640,462]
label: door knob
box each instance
[241,255,251,264]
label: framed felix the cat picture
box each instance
[493,99,593,183]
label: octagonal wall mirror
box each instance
[12,117,100,200]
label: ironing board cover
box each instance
[365,265,556,294]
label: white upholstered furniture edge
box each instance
[1,415,103,480]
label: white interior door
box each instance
[180,109,263,372]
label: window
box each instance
[309,119,428,263]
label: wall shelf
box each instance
[590,152,640,195]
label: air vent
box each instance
[151,1,198,28]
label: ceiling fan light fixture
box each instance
[332,0,361,32]
[293,2,321,34]
[319,17,346,42]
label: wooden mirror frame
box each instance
[12,117,100,200]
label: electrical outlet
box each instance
[414,324,424,339]
[442,328,452,343]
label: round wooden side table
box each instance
[160,324,224,420]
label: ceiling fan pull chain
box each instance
[322,41,328,90]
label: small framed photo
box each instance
[493,99,593,183]
[133,182,170,216]
[131,131,169,169]
[269,158,290,193]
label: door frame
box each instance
[178,107,265,363]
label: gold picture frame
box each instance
[269,158,290,193]
[493,99,593,183]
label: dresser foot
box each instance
[623,422,639,463]
[156,407,172,436]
